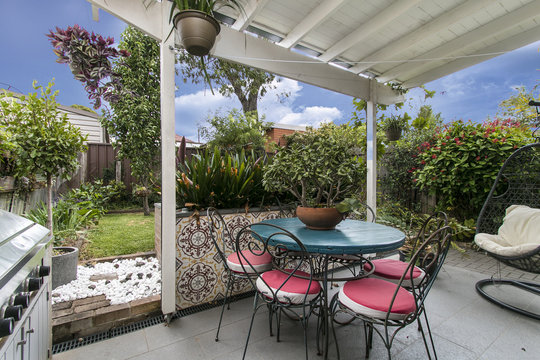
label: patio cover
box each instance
[86,0,540,315]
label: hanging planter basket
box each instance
[385,128,402,141]
[173,10,221,56]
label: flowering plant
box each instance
[414,119,531,219]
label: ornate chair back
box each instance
[236,223,319,307]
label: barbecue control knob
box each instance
[12,294,30,308]
[37,265,50,277]
[3,305,23,321]
[26,278,42,292]
[0,318,14,338]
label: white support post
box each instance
[160,1,176,316]
[366,80,377,221]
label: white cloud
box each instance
[174,77,344,139]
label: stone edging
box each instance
[79,251,156,265]
[52,294,161,343]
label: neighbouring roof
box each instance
[269,123,307,132]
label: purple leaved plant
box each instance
[47,24,130,109]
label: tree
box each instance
[497,86,540,125]
[0,81,87,230]
[199,109,272,153]
[177,52,279,115]
[104,26,161,215]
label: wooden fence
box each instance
[0,188,47,215]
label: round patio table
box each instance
[251,217,406,359]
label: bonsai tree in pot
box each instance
[380,113,411,142]
[263,123,366,230]
[170,0,244,56]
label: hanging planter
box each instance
[385,127,402,142]
[173,10,221,56]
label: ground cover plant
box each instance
[84,212,154,259]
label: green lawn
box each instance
[85,212,155,259]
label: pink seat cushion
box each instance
[365,259,425,286]
[339,278,415,320]
[256,270,321,304]
[226,250,272,273]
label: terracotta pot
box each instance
[296,206,344,230]
[174,10,221,56]
[385,128,402,141]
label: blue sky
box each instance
[1,1,539,141]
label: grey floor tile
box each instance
[394,334,476,360]
[53,330,148,360]
[127,336,206,360]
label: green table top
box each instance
[252,217,406,255]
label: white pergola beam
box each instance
[279,0,346,49]
[318,0,422,63]
[403,24,540,89]
[349,0,493,74]
[231,0,269,32]
[212,26,403,105]
[366,80,377,221]
[87,0,162,40]
[159,1,177,316]
[378,0,540,83]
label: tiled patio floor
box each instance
[53,249,540,360]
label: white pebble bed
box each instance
[52,257,161,305]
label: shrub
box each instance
[414,119,531,219]
[26,200,100,246]
[177,147,269,209]
[64,180,126,212]
[263,123,366,207]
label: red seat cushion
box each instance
[338,278,415,320]
[226,250,272,273]
[257,270,321,304]
[365,259,425,286]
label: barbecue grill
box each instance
[0,209,52,359]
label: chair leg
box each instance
[215,275,234,341]
[268,304,274,337]
[242,295,260,360]
[363,322,373,359]
[276,307,283,342]
[420,309,438,360]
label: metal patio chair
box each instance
[330,223,451,359]
[237,222,322,360]
[207,207,273,341]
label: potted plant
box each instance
[0,117,17,191]
[0,81,87,288]
[380,113,410,141]
[263,124,365,230]
[169,0,244,56]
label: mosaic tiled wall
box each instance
[167,208,290,310]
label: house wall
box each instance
[59,106,104,144]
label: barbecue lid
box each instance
[0,210,51,282]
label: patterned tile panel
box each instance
[175,210,285,310]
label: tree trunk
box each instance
[142,178,150,216]
[143,194,150,216]
[46,175,53,233]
